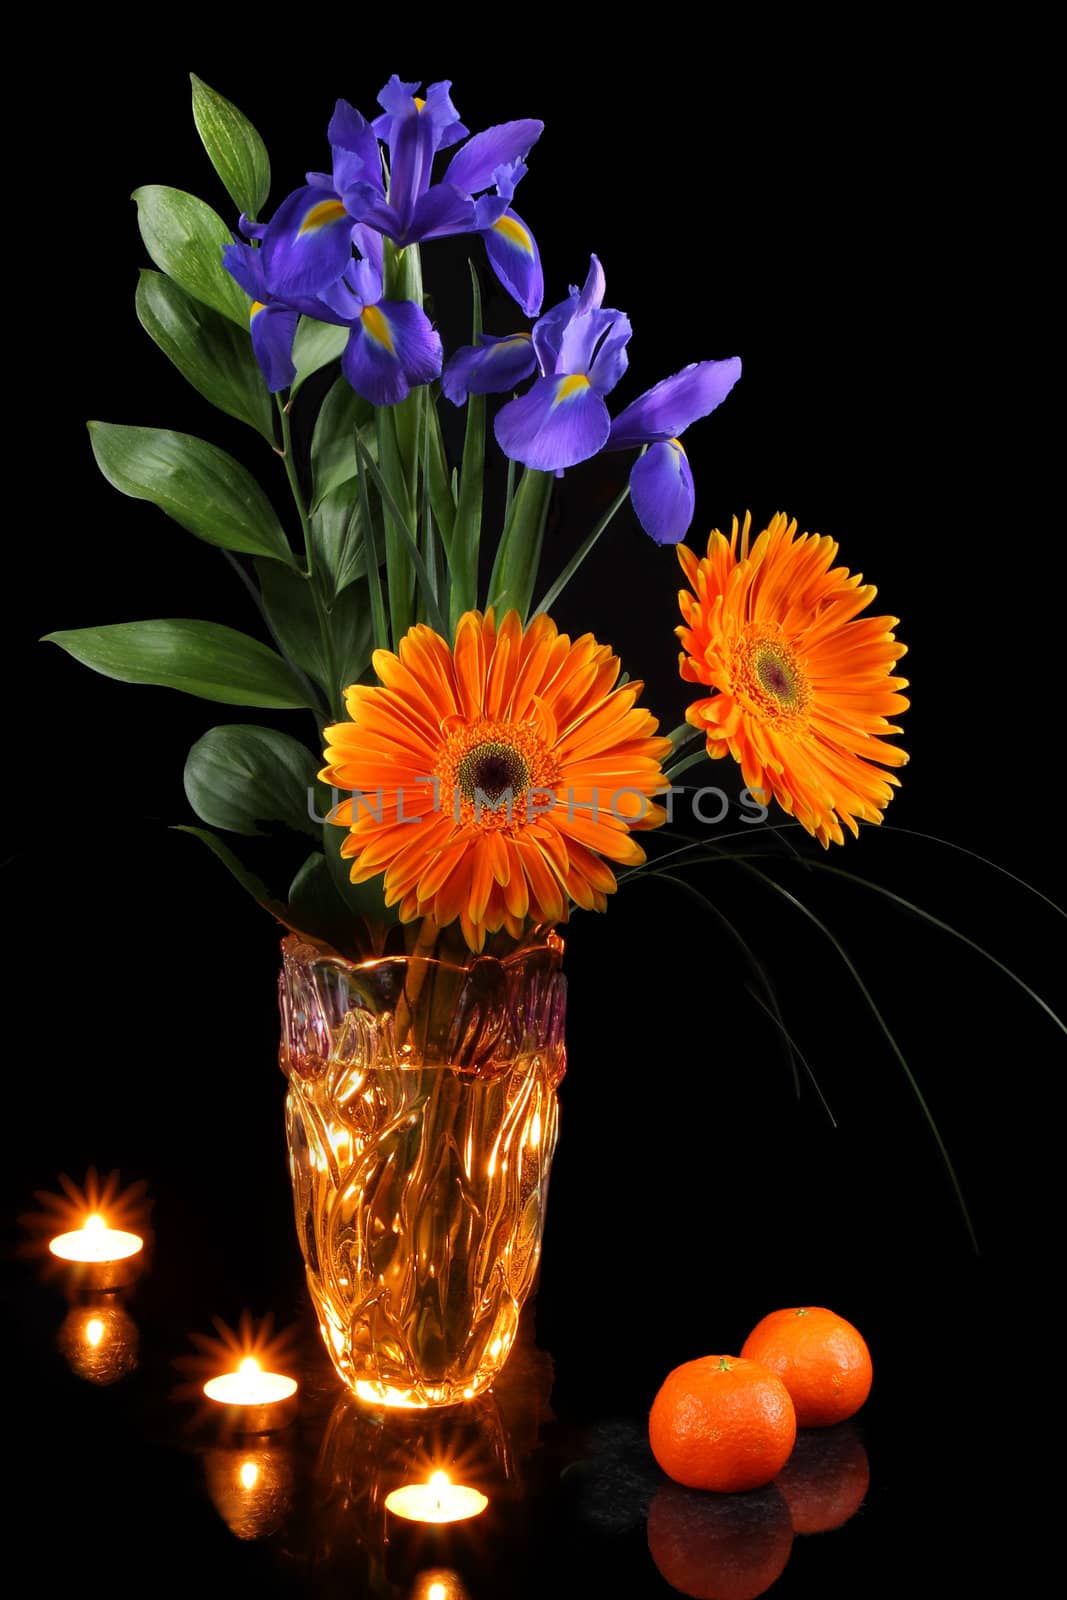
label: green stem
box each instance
[277,395,340,718]
[531,478,633,618]
[277,398,313,572]
[356,440,390,656]
[737,858,979,1252]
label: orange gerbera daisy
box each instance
[321,610,672,951]
[677,512,909,846]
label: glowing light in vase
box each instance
[384,1470,488,1524]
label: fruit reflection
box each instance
[776,1426,870,1534]
[203,1439,295,1540]
[58,1301,139,1385]
[647,1482,794,1600]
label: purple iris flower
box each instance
[442,331,538,404]
[470,160,543,317]
[605,359,743,544]
[338,255,443,406]
[346,77,544,255]
[492,257,632,471]
[224,232,441,406]
[222,241,303,391]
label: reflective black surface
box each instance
[10,33,1047,1595]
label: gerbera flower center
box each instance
[456,740,530,802]
[755,644,801,706]
[736,631,811,721]
[435,716,562,831]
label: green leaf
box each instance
[487,468,554,620]
[309,478,367,597]
[135,270,273,441]
[322,812,398,930]
[424,397,456,559]
[310,376,375,510]
[42,620,313,707]
[176,827,358,951]
[184,724,318,837]
[88,421,294,564]
[289,851,367,959]
[133,184,249,327]
[175,825,280,907]
[190,73,270,220]
[291,318,349,396]
[255,560,374,705]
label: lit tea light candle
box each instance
[49,1213,144,1290]
[203,1356,299,1432]
[385,1470,488,1524]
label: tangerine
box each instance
[649,1355,796,1493]
[740,1307,872,1428]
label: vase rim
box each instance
[280,928,564,977]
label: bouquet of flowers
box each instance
[43,73,931,1406]
[47,73,907,960]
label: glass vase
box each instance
[279,932,566,1408]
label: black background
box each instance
[8,33,1056,1594]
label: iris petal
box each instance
[443,119,544,195]
[250,303,300,392]
[587,311,633,396]
[629,441,695,544]
[342,298,443,407]
[558,306,626,379]
[222,240,267,301]
[408,184,477,242]
[483,207,544,316]
[328,98,384,195]
[607,357,743,448]
[443,333,537,404]
[386,110,437,236]
[260,184,355,299]
[495,374,611,470]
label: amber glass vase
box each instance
[279,932,566,1408]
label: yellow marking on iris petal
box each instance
[361,304,395,353]
[249,300,266,321]
[413,96,426,111]
[669,437,686,452]
[553,374,591,406]
[299,198,347,235]
[492,213,534,254]
[490,333,533,355]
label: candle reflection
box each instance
[59,1301,139,1385]
[203,1440,294,1541]
[409,1570,471,1600]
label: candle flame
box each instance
[429,1471,450,1489]
[239,1461,259,1490]
[85,1214,106,1235]
[239,1357,261,1376]
[85,1317,105,1347]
